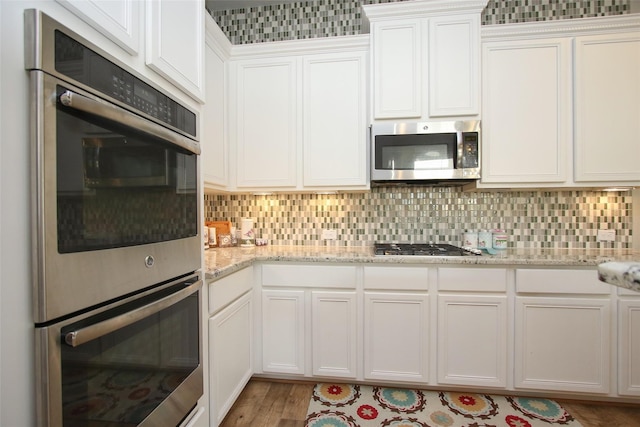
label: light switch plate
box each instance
[321,229,337,240]
[597,229,615,242]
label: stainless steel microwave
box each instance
[370,121,481,184]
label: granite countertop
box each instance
[203,245,639,282]
[597,262,640,293]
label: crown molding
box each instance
[481,13,640,41]
[362,0,489,23]
[206,13,233,59]
[229,34,369,60]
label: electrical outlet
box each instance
[597,229,615,242]
[321,229,337,240]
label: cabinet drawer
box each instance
[619,287,640,297]
[364,266,428,290]
[209,267,254,314]
[438,268,507,292]
[516,269,611,295]
[262,264,357,288]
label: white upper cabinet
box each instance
[56,0,141,54]
[371,19,423,118]
[302,51,368,187]
[202,14,231,190]
[481,37,571,184]
[574,31,640,183]
[232,57,299,189]
[478,15,640,189]
[57,0,205,102]
[146,0,205,102]
[429,14,480,117]
[229,36,369,192]
[363,1,486,121]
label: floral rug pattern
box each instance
[305,384,582,427]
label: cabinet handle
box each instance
[64,280,202,347]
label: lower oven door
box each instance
[35,275,203,427]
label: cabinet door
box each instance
[209,291,253,426]
[429,14,479,117]
[202,20,227,188]
[56,0,140,54]
[618,299,640,396]
[302,52,367,187]
[262,289,305,374]
[574,32,640,183]
[437,294,507,388]
[515,296,611,394]
[234,58,298,188]
[364,292,429,383]
[311,291,357,378]
[481,38,571,184]
[372,19,423,119]
[145,0,205,102]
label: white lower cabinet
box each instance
[312,291,358,378]
[364,291,430,383]
[618,294,640,396]
[261,289,306,375]
[514,269,612,394]
[437,294,508,388]
[207,266,254,427]
[363,265,430,383]
[209,291,252,426]
[436,268,508,388]
[260,264,358,378]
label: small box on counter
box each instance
[205,220,232,248]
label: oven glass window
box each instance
[55,85,198,253]
[375,133,456,170]
[60,286,200,426]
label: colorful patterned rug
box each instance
[305,383,582,427]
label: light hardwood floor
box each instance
[219,379,640,427]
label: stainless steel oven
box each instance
[36,274,203,427]
[25,9,203,427]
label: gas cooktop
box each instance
[374,243,481,256]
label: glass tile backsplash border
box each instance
[204,188,633,249]
[208,0,630,45]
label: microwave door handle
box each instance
[58,90,201,155]
[64,280,202,347]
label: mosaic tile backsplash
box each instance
[204,188,633,249]
[208,0,630,45]
[204,0,634,249]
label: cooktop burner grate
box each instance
[374,243,480,256]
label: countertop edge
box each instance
[204,246,638,282]
[597,261,640,293]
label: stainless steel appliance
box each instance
[374,243,482,256]
[26,9,203,427]
[370,121,481,184]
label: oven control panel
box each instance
[53,30,196,139]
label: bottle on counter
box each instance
[463,230,478,248]
[492,229,508,250]
[478,230,492,249]
[230,225,238,246]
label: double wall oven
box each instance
[26,10,203,427]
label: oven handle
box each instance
[64,280,202,347]
[58,90,201,155]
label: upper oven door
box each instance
[31,70,201,323]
